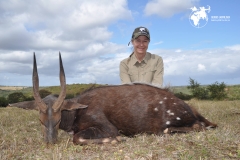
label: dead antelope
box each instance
[10,53,217,145]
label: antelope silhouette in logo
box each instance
[10,53,217,145]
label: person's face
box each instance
[132,36,149,55]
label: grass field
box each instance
[0,84,99,98]
[0,100,240,159]
[0,86,33,98]
[0,86,26,90]
[1,84,240,100]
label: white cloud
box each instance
[4,76,9,80]
[0,0,133,86]
[0,0,132,51]
[153,41,163,45]
[0,1,239,87]
[149,47,240,85]
[227,65,237,70]
[197,64,206,71]
[1,46,240,86]
[175,49,182,53]
[144,0,199,17]
[225,44,240,51]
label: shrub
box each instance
[174,92,192,100]
[0,97,8,107]
[187,78,209,100]
[39,89,52,98]
[187,78,228,100]
[207,81,227,100]
[7,92,26,103]
[65,94,75,99]
[25,96,35,101]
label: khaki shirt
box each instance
[119,52,164,87]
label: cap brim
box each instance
[133,33,150,39]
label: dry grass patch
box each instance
[0,86,26,91]
[1,100,240,159]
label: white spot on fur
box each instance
[173,103,176,105]
[171,98,173,99]
[176,117,181,120]
[159,101,163,104]
[111,139,118,144]
[154,107,158,112]
[68,131,74,135]
[164,97,167,100]
[166,121,170,125]
[79,138,86,143]
[166,110,174,115]
[102,138,111,143]
[164,128,168,134]
[206,125,215,129]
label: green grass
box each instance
[1,84,240,100]
[226,85,240,100]
[1,100,240,159]
[171,86,192,95]
[173,85,240,100]
[0,84,101,99]
[0,87,33,98]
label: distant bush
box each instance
[187,78,209,100]
[226,85,240,100]
[8,92,26,103]
[65,94,75,99]
[187,78,227,100]
[207,82,227,100]
[0,97,8,107]
[39,89,52,98]
[174,92,192,100]
[25,96,35,101]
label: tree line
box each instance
[174,78,227,100]
[0,89,53,107]
[0,78,232,107]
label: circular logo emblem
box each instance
[189,6,211,28]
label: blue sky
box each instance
[0,0,239,87]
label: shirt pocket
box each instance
[142,67,157,82]
[128,70,138,82]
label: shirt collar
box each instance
[131,52,150,65]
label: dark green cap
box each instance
[128,27,150,45]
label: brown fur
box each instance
[69,83,217,145]
[10,83,217,145]
[10,54,217,145]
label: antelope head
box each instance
[32,53,67,143]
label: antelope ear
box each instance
[61,100,88,111]
[8,101,39,110]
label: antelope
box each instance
[10,53,217,145]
